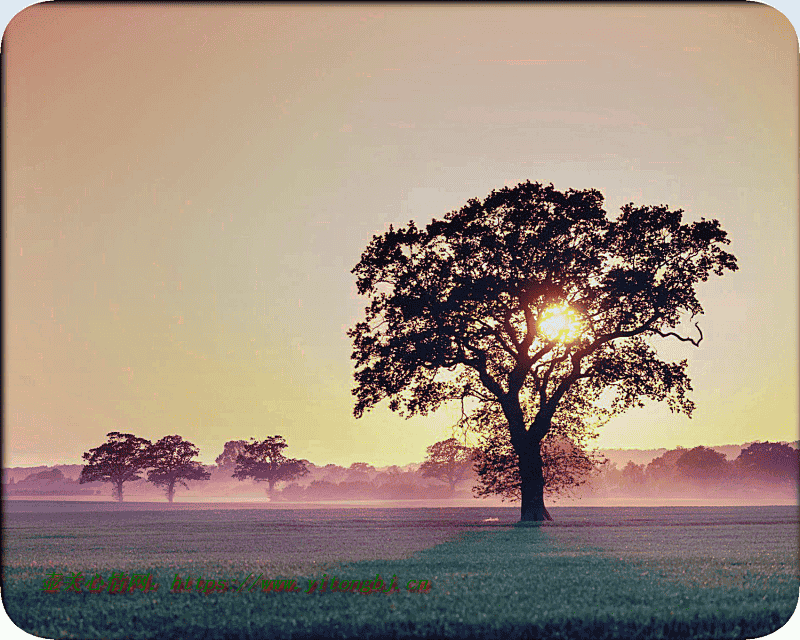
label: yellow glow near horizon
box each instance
[538,305,583,343]
[3,4,797,466]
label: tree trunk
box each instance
[167,480,175,503]
[114,480,124,502]
[517,438,552,522]
[503,398,552,523]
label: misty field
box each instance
[2,503,798,639]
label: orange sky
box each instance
[4,3,798,467]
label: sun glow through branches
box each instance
[538,305,583,343]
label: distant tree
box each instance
[145,435,211,503]
[377,468,420,498]
[645,448,686,483]
[620,461,647,490]
[298,459,316,473]
[735,442,800,482]
[79,432,152,502]
[321,463,347,483]
[346,462,376,482]
[349,181,737,520]
[232,436,309,496]
[24,468,66,484]
[215,440,249,471]
[419,438,476,492]
[349,462,375,473]
[305,479,339,500]
[280,482,308,502]
[375,465,406,488]
[675,446,729,481]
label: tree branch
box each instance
[574,312,661,360]
[455,345,505,399]
[654,322,703,347]
[476,317,519,360]
[519,304,536,356]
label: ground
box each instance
[2,503,797,639]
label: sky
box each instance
[4,3,798,468]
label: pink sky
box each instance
[4,3,798,467]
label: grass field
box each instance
[2,503,798,639]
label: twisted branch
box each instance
[655,322,703,347]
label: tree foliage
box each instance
[619,461,647,488]
[646,448,687,480]
[465,401,602,501]
[215,440,249,471]
[349,181,737,520]
[735,442,799,481]
[26,468,66,484]
[146,435,210,503]
[675,445,729,480]
[79,432,152,502]
[232,436,309,494]
[346,462,376,482]
[419,438,476,492]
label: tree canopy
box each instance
[735,442,799,481]
[419,438,476,492]
[232,436,309,495]
[349,181,737,521]
[466,400,602,503]
[215,440,249,471]
[146,435,210,502]
[79,431,152,502]
[675,445,729,480]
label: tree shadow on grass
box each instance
[3,525,797,639]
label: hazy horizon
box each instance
[5,439,796,512]
[3,438,796,471]
[5,4,798,468]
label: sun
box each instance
[538,304,583,343]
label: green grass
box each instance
[3,507,798,639]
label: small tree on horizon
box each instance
[675,445,729,482]
[645,447,687,486]
[419,438,476,492]
[346,462,376,482]
[79,432,152,502]
[214,440,249,473]
[619,461,647,492]
[232,436,309,496]
[146,435,211,503]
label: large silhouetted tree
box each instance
[146,435,211,503]
[349,181,737,521]
[79,431,152,502]
[232,436,309,496]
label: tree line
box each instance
[77,432,484,502]
[595,442,799,497]
[76,430,796,504]
[79,432,308,502]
